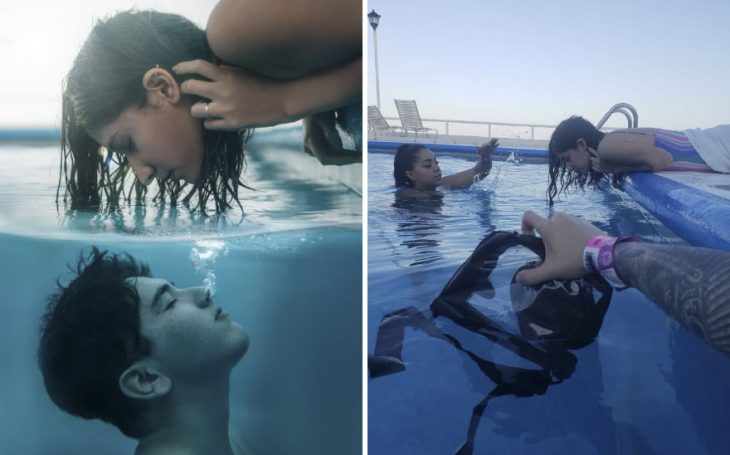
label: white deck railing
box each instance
[382,116,556,141]
[380,114,629,143]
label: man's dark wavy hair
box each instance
[547,116,608,204]
[59,10,252,213]
[38,248,154,438]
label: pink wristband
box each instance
[583,235,641,290]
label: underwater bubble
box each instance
[189,239,228,296]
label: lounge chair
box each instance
[394,99,439,140]
[368,105,400,137]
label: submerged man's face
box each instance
[129,277,249,377]
[406,149,442,190]
[92,102,205,186]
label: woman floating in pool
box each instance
[393,139,499,199]
[60,2,360,212]
[547,116,730,204]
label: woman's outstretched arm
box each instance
[440,139,498,189]
[614,242,730,353]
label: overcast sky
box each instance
[367,0,730,132]
[0,0,217,128]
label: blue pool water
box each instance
[0,132,362,455]
[368,151,730,454]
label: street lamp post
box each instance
[368,10,381,110]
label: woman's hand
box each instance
[302,111,361,165]
[515,210,606,285]
[173,59,289,129]
[588,148,613,173]
[475,138,498,175]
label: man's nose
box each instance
[192,287,211,307]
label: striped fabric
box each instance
[655,129,715,172]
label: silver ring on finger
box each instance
[204,102,211,121]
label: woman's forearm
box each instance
[280,58,362,122]
[207,0,361,78]
[614,242,730,354]
[440,168,477,189]
[440,160,490,189]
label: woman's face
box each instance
[92,101,205,185]
[557,143,591,172]
[406,149,442,190]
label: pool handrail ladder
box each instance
[596,102,639,129]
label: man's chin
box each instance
[233,332,250,362]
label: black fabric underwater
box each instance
[369,231,613,455]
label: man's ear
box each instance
[119,362,172,400]
[576,138,587,151]
[142,68,182,107]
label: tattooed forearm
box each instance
[614,242,730,355]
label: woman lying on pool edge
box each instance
[547,115,730,204]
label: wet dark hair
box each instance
[547,116,607,204]
[59,10,253,213]
[393,143,427,187]
[38,248,154,438]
